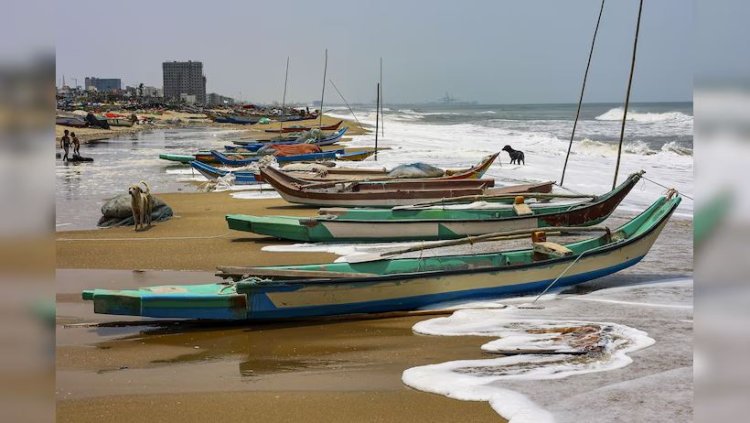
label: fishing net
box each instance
[387,163,445,178]
[97,194,173,227]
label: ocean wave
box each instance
[478,110,497,115]
[574,138,692,157]
[595,107,692,123]
[660,141,693,156]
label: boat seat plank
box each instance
[513,203,533,216]
[532,242,573,258]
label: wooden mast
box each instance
[280,57,289,133]
[319,49,328,128]
[613,0,644,189]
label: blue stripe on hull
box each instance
[245,255,645,320]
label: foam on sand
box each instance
[402,279,693,422]
[403,312,654,423]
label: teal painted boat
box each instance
[82,193,680,321]
[226,171,644,242]
[159,153,196,164]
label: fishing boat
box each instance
[231,128,348,149]
[276,153,499,182]
[260,165,552,207]
[226,171,644,242]
[264,120,344,134]
[211,150,342,167]
[82,192,681,320]
[337,150,375,161]
[190,161,261,185]
[106,118,134,127]
[56,116,87,128]
[214,115,261,125]
[191,152,496,185]
[159,153,197,164]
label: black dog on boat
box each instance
[502,145,525,165]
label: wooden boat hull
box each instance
[159,153,196,164]
[56,116,87,127]
[261,165,550,207]
[214,116,261,125]
[264,120,344,133]
[278,152,498,182]
[336,150,375,161]
[212,150,342,167]
[82,195,681,320]
[190,161,261,185]
[106,118,134,127]
[226,172,643,242]
[232,128,348,148]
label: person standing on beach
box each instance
[60,129,71,161]
[71,131,81,157]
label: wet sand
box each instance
[56,268,504,422]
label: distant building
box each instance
[207,92,234,106]
[162,61,206,104]
[84,77,121,92]
[180,93,197,105]
[142,86,162,97]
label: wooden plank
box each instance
[513,203,533,216]
[216,266,377,280]
[533,241,573,257]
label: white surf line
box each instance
[564,296,693,310]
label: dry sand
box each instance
[56,194,336,271]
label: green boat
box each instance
[82,193,681,321]
[226,171,644,242]
[159,153,196,164]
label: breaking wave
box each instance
[595,107,692,123]
[574,139,692,156]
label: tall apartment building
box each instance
[84,77,121,92]
[162,61,206,104]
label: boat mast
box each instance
[560,0,606,187]
[379,57,384,137]
[280,56,290,133]
[613,0,644,189]
[375,82,380,161]
[319,49,328,128]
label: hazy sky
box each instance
[56,0,692,104]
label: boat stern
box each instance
[82,285,249,320]
[225,214,325,242]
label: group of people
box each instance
[59,129,81,161]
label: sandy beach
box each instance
[55,104,693,422]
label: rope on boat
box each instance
[642,175,693,200]
[56,232,232,242]
[528,251,587,305]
